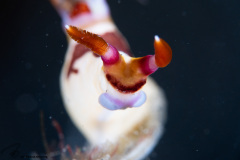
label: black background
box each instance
[1,0,240,160]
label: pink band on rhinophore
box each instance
[135,35,172,76]
[138,55,158,75]
[101,45,120,65]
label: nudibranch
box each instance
[50,0,172,159]
[64,25,171,110]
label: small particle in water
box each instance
[46,64,49,67]
[61,44,64,47]
[45,33,49,36]
[45,45,48,48]
[117,0,121,3]
[49,116,52,119]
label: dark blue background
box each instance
[1,0,240,159]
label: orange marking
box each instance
[154,36,172,68]
[65,25,109,55]
[70,2,90,18]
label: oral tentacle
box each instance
[99,91,146,110]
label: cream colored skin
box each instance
[58,0,167,159]
[61,23,167,159]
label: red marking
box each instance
[66,144,73,157]
[106,74,146,93]
[102,32,132,55]
[110,145,119,157]
[67,32,132,78]
[93,53,100,57]
[86,146,99,160]
[70,2,90,18]
[67,44,89,78]
[52,119,64,150]
[71,68,78,74]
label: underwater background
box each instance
[1,0,240,159]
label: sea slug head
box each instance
[65,25,172,110]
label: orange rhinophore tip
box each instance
[65,25,109,55]
[154,35,172,68]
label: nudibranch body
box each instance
[50,0,172,159]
